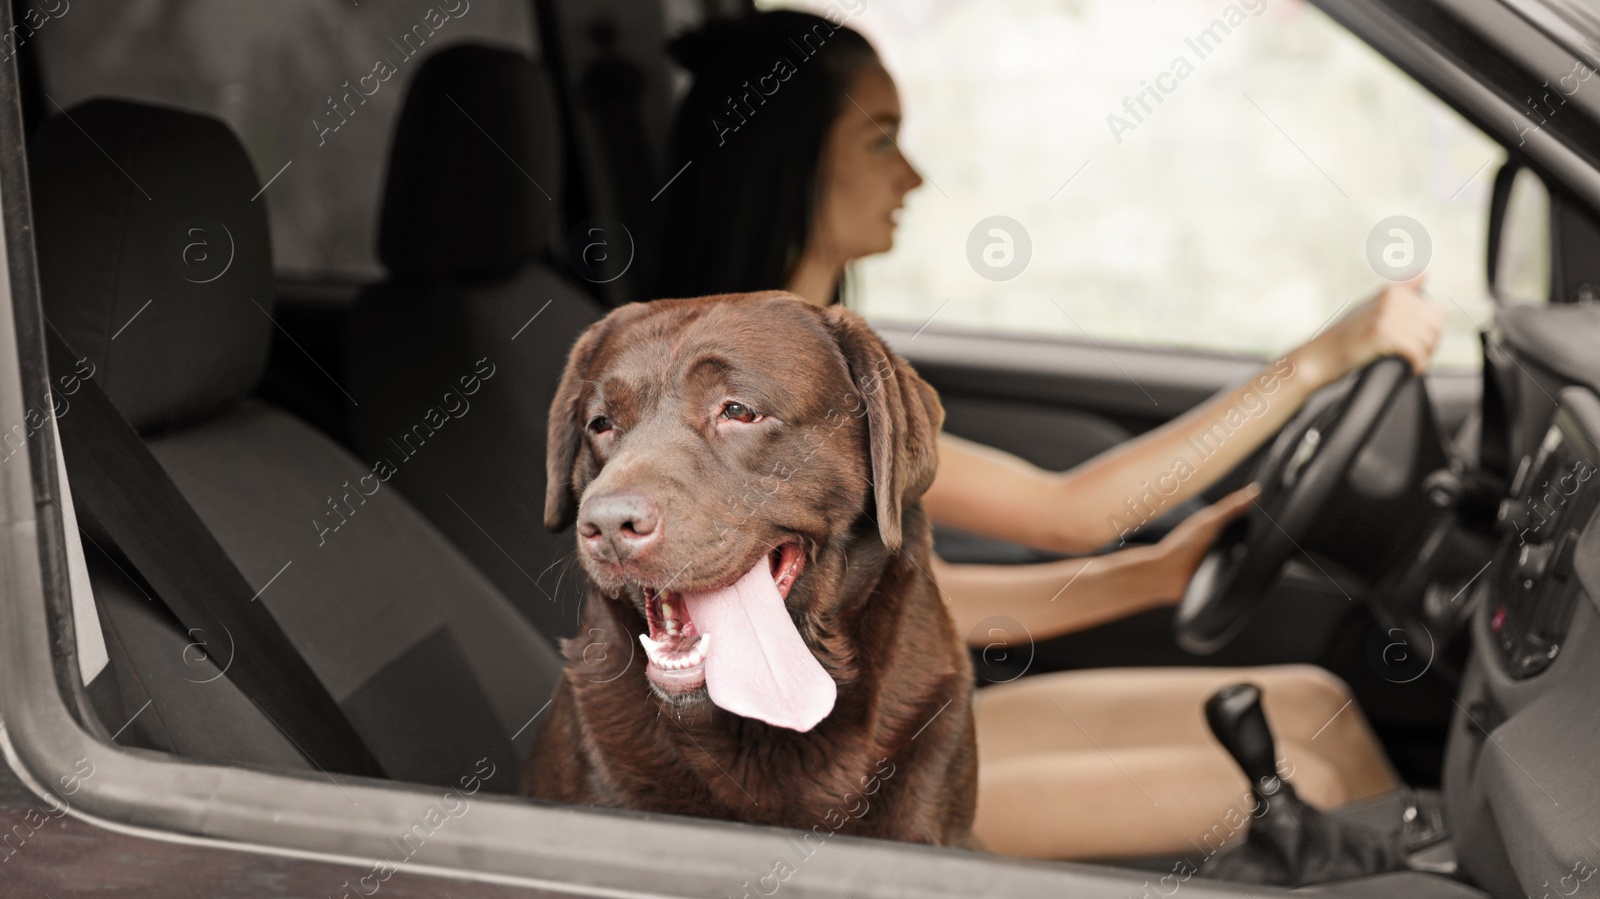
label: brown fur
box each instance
[520,292,976,846]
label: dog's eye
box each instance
[587,415,613,435]
[720,402,763,424]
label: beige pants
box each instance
[973,664,1399,860]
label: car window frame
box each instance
[3,0,1600,895]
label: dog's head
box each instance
[545,292,942,731]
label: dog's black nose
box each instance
[578,491,662,562]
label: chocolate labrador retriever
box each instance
[521,292,976,846]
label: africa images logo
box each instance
[168,217,235,284]
[568,217,635,285]
[966,216,1032,282]
[1365,215,1431,282]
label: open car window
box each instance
[763,0,1503,370]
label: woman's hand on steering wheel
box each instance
[1291,277,1444,388]
[1147,483,1261,603]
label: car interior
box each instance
[3,0,1600,896]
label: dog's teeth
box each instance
[641,633,711,672]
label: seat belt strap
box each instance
[46,325,387,779]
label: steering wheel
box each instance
[1174,356,1414,654]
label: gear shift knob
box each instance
[1198,682,1405,886]
[1205,682,1280,792]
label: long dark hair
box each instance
[655,12,878,304]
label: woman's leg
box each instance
[973,738,1345,860]
[972,664,1399,859]
[977,664,1397,797]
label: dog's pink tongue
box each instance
[680,557,836,732]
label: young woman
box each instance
[657,12,1442,859]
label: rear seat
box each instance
[31,98,562,791]
[346,45,605,640]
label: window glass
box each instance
[1495,167,1553,304]
[758,0,1502,369]
[36,0,536,281]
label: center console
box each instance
[1487,389,1600,679]
[1445,385,1600,899]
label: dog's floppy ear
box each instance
[824,306,944,552]
[544,315,616,533]
[546,302,661,531]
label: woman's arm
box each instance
[936,484,1258,644]
[921,281,1442,554]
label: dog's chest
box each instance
[588,702,878,824]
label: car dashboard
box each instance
[1445,304,1600,897]
[1486,395,1598,680]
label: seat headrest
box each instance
[378,45,561,280]
[31,99,274,434]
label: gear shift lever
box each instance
[1205,683,1281,791]
[1201,683,1403,887]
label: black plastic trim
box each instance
[1315,0,1600,213]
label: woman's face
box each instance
[810,64,923,265]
